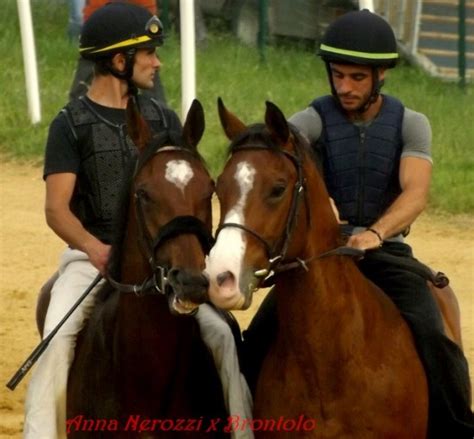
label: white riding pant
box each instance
[24,248,102,439]
[24,248,253,439]
[196,304,254,439]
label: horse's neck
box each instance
[301,161,341,255]
[276,257,367,333]
[273,256,389,399]
[278,162,389,356]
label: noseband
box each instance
[108,145,214,296]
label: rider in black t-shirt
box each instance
[24,4,180,438]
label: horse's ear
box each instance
[265,101,289,146]
[217,97,247,141]
[126,96,152,151]
[183,99,205,150]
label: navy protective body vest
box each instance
[311,95,404,227]
[62,95,167,243]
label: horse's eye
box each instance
[269,184,286,200]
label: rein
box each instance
[107,144,214,296]
[259,246,365,288]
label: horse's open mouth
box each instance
[170,294,199,315]
[165,269,209,315]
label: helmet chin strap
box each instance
[107,49,138,96]
[357,68,383,114]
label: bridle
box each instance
[215,141,364,287]
[107,144,214,296]
[215,143,307,278]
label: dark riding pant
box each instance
[243,241,474,438]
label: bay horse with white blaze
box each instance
[65,99,228,438]
[205,99,432,438]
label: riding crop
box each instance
[6,274,103,391]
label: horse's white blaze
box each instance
[165,160,193,193]
[206,162,255,305]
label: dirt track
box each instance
[0,160,472,438]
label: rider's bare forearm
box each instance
[45,206,101,254]
[369,189,428,240]
[370,156,431,240]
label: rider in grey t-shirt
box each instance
[269,9,473,435]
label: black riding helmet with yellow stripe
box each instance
[318,9,399,110]
[79,2,163,92]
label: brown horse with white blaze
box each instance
[205,98,429,438]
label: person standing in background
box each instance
[67,0,85,41]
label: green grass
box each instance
[1,0,473,214]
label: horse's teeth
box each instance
[173,297,198,313]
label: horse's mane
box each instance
[288,122,323,173]
[106,129,206,282]
[106,158,135,282]
[228,123,277,154]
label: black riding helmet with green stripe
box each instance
[318,9,399,110]
[79,2,164,93]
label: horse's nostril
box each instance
[216,271,234,287]
[168,268,178,276]
[168,268,208,288]
[167,268,180,283]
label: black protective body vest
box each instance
[311,95,404,226]
[63,95,167,243]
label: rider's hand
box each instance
[83,238,111,275]
[347,228,383,251]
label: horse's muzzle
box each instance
[166,268,209,314]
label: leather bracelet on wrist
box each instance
[366,227,383,247]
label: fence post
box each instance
[16,0,41,124]
[458,0,466,90]
[409,0,422,55]
[258,0,268,62]
[180,0,196,119]
[359,0,374,11]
